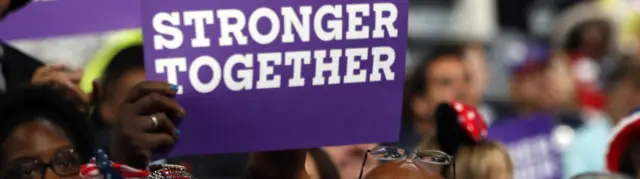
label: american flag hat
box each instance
[508,42,552,76]
[80,159,150,179]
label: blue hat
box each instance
[509,42,552,75]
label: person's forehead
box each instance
[427,58,464,73]
[365,160,441,178]
[3,120,71,161]
[433,55,462,63]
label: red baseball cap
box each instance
[606,111,640,172]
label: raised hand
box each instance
[108,81,185,169]
[31,64,88,103]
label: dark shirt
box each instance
[0,43,43,91]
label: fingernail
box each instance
[170,84,179,92]
[176,129,181,136]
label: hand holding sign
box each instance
[109,81,186,168]
[142,0,408,156]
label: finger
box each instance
[36,72,89,103]
[33,70,78,86]
[36,64,66,77]
[89,80,101,105]
[147,112,179,140]
[32,65,65,83]
[125,82,177,103]
[68,69,84,84]
[41,73,77,88]
[32,66,52,84]
[35,73,69,86]
[143,133,176,152]
[132,93,186,119]
[38,64,65,73]
[129,93,186,130]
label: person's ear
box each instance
[89,79,101,105]
[99,100,117,125]
[92,79,115,125]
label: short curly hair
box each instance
[0,85,94,164]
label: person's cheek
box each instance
[456,83,471,102]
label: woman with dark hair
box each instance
[0,83,310,179]
[0,85,93,179]
[421,102,512,179]
[392,45,469,150]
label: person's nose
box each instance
[454,88,468,103]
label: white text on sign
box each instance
[152,3,400,94]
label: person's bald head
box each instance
[363,160,442,179]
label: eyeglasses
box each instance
[358,146,455,179]
[571,172,634,179]
[2,149,83,179]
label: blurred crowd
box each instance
[4,0,640,179]
[308,0,640,178]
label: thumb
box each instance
[69,69,84,83]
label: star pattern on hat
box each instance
[450,101,488,142]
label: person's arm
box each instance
[0,44,44,89]
[106,81,309,178]
[246,150,309,179]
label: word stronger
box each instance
[152,2,401,94]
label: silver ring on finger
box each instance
[150,115,159,129]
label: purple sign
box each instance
[488,114,563,179]
[142,0,408,156]
[0,0,139,40]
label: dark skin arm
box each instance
[108,81,308,178]
[108,81,183,168]
[1,44,44,90]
